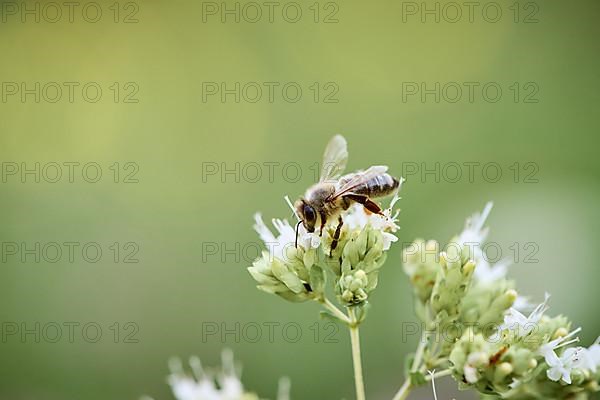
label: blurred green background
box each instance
[0,0,599,399]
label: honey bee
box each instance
[294,135,400,252]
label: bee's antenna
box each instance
[295,220,302,248]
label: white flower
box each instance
[537,327,590,384]
[343,189,402,250]
[253,213,319,261]
[574,347,599,374]
[457,202,511,284]
[501,293,550,337]
[585,337,600,372]
[145,350,290,400]
[544,336,600,378]
[542,347,588,384]
[464,364,479,384]
[463,352,488,384]
[512,296,535,313]
[473,258,510,284]
[538,327,582,357]
[167,350,244,400]
[459,202,493,246]
[542,334,600,376]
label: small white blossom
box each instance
[343,189,402,250]
[463,352,488,384]
[473,258,510,284]
[541,333,600,376]
[458,202,512,284]
[585,337,600,372]
[512,296,536,313]
[501,293,550,337]
[144,350,290,400]
[542,347,587,384]
[253,213,319,261]
[167,350,244,400]
[537,327,591,384]
[539,336,600,384]
[464,364,479,384]
[539,327,582,356]
[458,202,492,246]
[573,347,599,374]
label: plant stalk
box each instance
[392,331,427,400]
[320,298,351,324]
[392,379,411,400]
[348,308,366,400]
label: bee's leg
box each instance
[330,216,344,257]
[343,194,384,215]
[319,211,327,237]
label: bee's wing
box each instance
[329,165,388,200]
[320,135,348,182]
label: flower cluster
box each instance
[402,203,600,399]
[142,349,290,400]
[248,214,322,302]
[248,190,402,310]
[146,135,599,400]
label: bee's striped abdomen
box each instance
[353,174,399,198]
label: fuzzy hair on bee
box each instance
[293,135,400,251]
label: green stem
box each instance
[392,331,427,400]
[348,308,366,400]
[392,368,452,400]
[392,378,411,400]
[425,369,452,381]
[320,298,351,324]
[411,331,427,373]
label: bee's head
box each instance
[295,199,317,233]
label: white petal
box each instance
[509,378,521,389]
[253,213,276,245]
[459,202,493,245]
[562,369,572,384]
[542,348,561,367]
[546,366,562,382]
[382,232,398,251]
[464,365,479,383]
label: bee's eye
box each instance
[303,204,316,222]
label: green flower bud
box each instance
[337,268,370,305]
[516,315,571,351]
[478,288,518,327]
[571,369,586,386]
[331,226,387,306]
[506,347,536,376]
[431,256,476,322]
[402,239,441,303]
[460,279,516,330]
[248,251,313,303]
[586,380,599,392]
[449,330,493,387]
[494,362,514,382]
